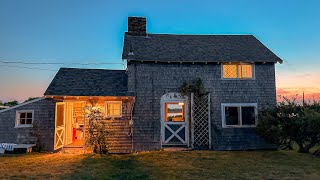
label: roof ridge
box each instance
[146,33,254,36]
[59,67,125,71]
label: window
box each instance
[16,110,34,127]
[105,101,122,117]
[222,103,257,127]
[165,102,185,122]
[222,63,254,79]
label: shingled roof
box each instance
[44,68,131,96]
[122,33,283,63]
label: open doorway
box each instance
[54,101,86,150]
[65,101,85,147]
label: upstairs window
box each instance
[105,101,122,117]
[222,103,257,128]
[16,110,34,128]
[222,63,254,79]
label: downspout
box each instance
[129,97,136,152]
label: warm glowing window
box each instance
[165,102,185,122]
[222,103,257,128]
[222,63,253,79]
[16,110,34,127]
[106,101,122,117]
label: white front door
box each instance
[161,93,189,146]
[54,102,66,150]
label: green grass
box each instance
[1,150,320,179]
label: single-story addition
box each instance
[0,17,283,153]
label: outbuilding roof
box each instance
[44,68,131,96]
[122,33,283,63]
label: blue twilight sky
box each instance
[0,0,320,102]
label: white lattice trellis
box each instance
[191,93,211,149]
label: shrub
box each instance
[256,98,320,153]
[84,106,110,153]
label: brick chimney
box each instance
[127,17,146,36]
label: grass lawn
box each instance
[1,150,320,179]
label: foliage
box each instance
[3,100,19,107]
[179,78,207,97]
[84,106,110,153]
[0,100,3,106]
[24,97,40,103]
[256,97,320,153]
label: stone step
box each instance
[107,142,132,146]
[62,147,89,154]
[106,138,132,143]
[108,149,132,154]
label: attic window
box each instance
[222,63,254,79]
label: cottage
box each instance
[0,17,282,153]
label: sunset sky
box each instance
[0,0,319,102]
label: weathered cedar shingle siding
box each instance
[0,98,56,151]
[128,61,276,151]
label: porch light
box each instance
[178,102,184,106]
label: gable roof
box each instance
[0,97,45,113]
[122,33,283,63]
[44,68,131,96]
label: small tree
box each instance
[24,97,40,103]
[84,106,110,153]
[180,78,207,97]
[4,100,19,107]
[256,97,320,153]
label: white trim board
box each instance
[0,97,45,114]
[15,110,34,128]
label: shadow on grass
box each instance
[64,154,152,180]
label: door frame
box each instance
[54,102,66,150]
[160,93,189,147]
[65,102,74,145]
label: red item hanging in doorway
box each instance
[72,128,76,142]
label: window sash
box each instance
[165,102,185,122]
[16,111,33,127]
[222,63,253,79]
[105,101,122,117]
[222,104,257,128]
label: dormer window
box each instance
[222,63,254,79]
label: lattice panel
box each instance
[191,93,211,148]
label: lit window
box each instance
[222,63,253,79]
[165,102,185,122]
[105,101,122,117]
[222,103,257,127]
[16,110,34,127]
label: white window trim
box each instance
[221,63,255,80]
[15,110,34,128]
[221,103,258,128]
[105,101,122,117]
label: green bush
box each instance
[256,98,320,153]
[84,106,110,153]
